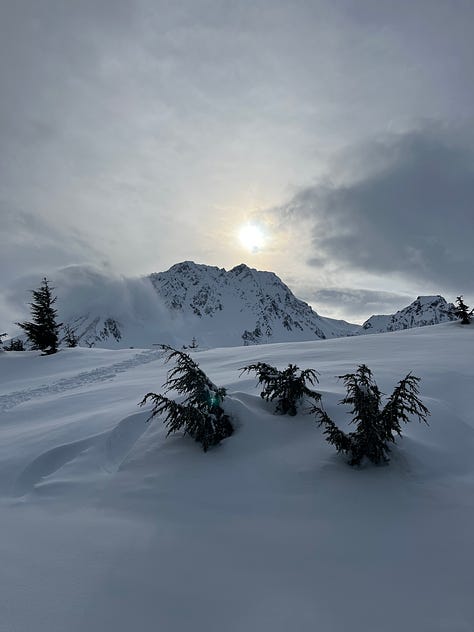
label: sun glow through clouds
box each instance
[238,224,266,252]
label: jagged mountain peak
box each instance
[362,294,455,334]
[45,261,360,349]
[149,261,359,346]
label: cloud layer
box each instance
[274,127,474,299]
[1,2,474,323]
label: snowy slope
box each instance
[1,321,474,631]
[362,294,455,333]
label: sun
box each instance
[238,224,266,252]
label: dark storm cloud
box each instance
[277,127,474,293]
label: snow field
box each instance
[0,322,474,631]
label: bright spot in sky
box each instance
[238,224,266,252]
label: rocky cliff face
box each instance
[362,295,455,334]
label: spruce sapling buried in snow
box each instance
[63,324,79,348]
[139,345,233,452]
[311,364,430,466]
[4,338,25,351]
[16,277,62,354]
[453,295,473,325]
[241,362,320,415]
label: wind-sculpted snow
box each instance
[14,412,150,497]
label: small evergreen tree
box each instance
[4,338,25,351]
[16,278,62,354]
[139,345,233,452]
[0,333,6,347]
[63,324,79,348]
[453,295,473,325]
[182,337,198,350]
[312,364,430,466]
[241,362,320,415]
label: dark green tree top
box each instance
[16,278,62,354]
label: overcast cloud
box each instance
[1,0,473,324]
[270,126,474,305]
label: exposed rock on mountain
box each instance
[362,295,455,334]
[149,262,360,347]
[9,264,456,349]
[50,262,359,349]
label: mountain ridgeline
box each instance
[362,295,456,333]
[53,262,358,349]
[28,262,458,349]
[149,262,359,345]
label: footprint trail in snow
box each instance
[0,349,164,413]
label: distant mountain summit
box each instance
[149,261,359,347]
[56,262,360,349]
[362,295,456,334]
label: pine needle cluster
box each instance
[140,345,233,451]
[311,364,430,465]
[241,362,320,415]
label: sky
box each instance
[1,0,474,324]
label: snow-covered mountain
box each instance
[149,261,360,346]
[7,264,459,349]
[51,262,360,349]
[362,295,456,333]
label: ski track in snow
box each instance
[0,349,163,413]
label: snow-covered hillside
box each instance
[362,295,455,333]
[1,321,474,631]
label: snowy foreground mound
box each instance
[1,323,474,631]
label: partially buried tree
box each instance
[241,362,320,415]
[16,278,62,354]
[139,345,233,452]
[311,364,430,466]
[63,324,79,348]
[4,338,25,351]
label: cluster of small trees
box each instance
[141,346,430,466]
